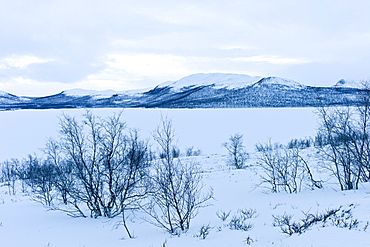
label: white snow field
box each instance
[1,108,370,247]
[0,108,317,161]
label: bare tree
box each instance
[143,117,212,234]
[256,140,318,193]
[55,112,103,217]
[16,155,57,206]
[223,133,248,169]
[315,81,370,190]
[316,107,363,190]
[43,138,75,205]
[41,111,150,238]
[1,159,18,195]
[352,81,370,181]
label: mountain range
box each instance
[0,73,368,110]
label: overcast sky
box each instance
[1,0,370,96]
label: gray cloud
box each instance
[1,0,370,95]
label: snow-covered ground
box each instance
[1,108,370,247]
[1,154,370,247]
[0,108,317,161]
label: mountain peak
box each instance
[252,77,307,89]
[0,90,19,98]
[333,79,365,88]
[0,90,9,96]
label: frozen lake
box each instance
[0,108,318,161]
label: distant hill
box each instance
[0,73,368,110]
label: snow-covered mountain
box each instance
[0,90,9,96]
[62,88,148,97]
[160,73,262,90]
[251,76,307,89]
[63,89,122,97]
[333,79,366,89]
[0,73,367,110]
[0,90,31,105]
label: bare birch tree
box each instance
[257,140,319,193]
[142,116,212,234]
[42,111,150,238]
[316,82,370,190]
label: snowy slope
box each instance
[333,79,365,89]
[251,76,307,89]
[160,73,262,90]
[62,89,126,100]
[63,89,122,97]
[0,90,9,96]
[0,90,31,104]
[63,88,149,97]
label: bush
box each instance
[195,224,212,239]
[0,159,18,195]
[228,214,253,231]
[239,208,258,219]
[257,140,321,193]
[287,138,313,149]
[219,208,257,232]
[186,146,202,157]
[223,133,248,169]
[272,206,359,236]
[216,210,231,221]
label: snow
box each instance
[0,90,9,96]
[63,88,120,96]
[1,108,370,247]
[63,89,126,99]
[251,77,307,89]
[63,88,152,98]
[333,79,365,89]
[1,153,370,246]
[159,73,262,90]
[0,108,318,161]
[0,90,32,104]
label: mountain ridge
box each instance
[160,73,262,90]
[0,73,368,110]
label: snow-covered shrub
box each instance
[223,133,248,169]
[227,208,257,232]
[17,155,58,206]
[195,224,212,239]
[287,137,313,149]
[244,236,255,245]
[239,208,258,219]
[257,140,320,193]
[216,208,257,232]
[0,160,17,195]
[216,210,231,221]
[228,214,253,231]
[329,207,359,229]
[363,221,369,231]
[272,206,359,236]
[185,146,202,157]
